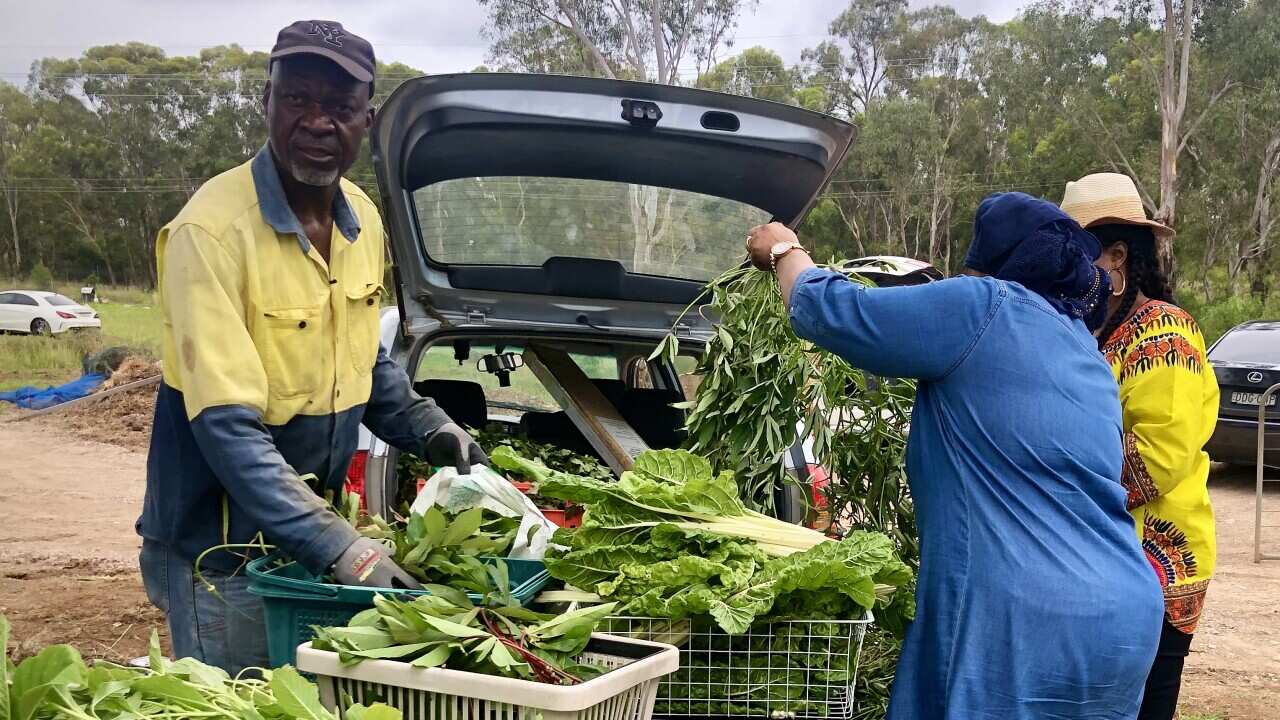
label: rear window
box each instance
[415,343,620,415]
[45,294,77,306]
[413,177,771,282]
[1211,328,1279,363]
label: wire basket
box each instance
[296,634,680,720]
[599,616,871,720]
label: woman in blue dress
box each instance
[747,192,1163,720]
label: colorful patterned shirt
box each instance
[1103,300,1219,634]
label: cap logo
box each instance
[308,22,345,47]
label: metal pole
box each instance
[1255,382,1280,563]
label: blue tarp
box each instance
[0,373,107,410]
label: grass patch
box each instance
[413,343,621,414]
[96,302,163,349]
[0,333,101,391]
[0,293,162,392]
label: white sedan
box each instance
[0,290,101,335]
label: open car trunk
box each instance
[365,73,854,517]
[368,331,700,518]
[370,72,855,340]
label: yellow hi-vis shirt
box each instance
[140,145,450,574]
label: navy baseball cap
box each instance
[270,20,375,85]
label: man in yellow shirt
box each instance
[137,21,485,675]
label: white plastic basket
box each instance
[296,633,681,720]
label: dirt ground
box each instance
[0,417,1276,717]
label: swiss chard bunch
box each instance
[492,447,914,636]
[311,586,618,685]
[0,615,400,720]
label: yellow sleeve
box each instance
[1117,330,1210,511]
[160,223,269,419]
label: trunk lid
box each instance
[369,73,854,338]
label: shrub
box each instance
[27,261,54,291]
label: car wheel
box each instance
[30,318,51,336]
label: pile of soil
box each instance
[25,354,161,450]
[102,356,160,389]
[52,387,157,450]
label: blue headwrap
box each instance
[964,192,1111,330]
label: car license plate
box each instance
[1232,391,1277,407]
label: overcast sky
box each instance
[0,0,1023,83]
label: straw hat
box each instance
[1060,173,1174,238]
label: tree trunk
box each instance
[1154,0,1195,280]
[651,0,669,84]
[3,188,18,274]
[558,2,618,79]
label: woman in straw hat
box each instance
[748,192,1162,720]
[1062,173,1219,720]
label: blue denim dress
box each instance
[790,269,1163,720]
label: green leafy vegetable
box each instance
[0,615,11,720]
[311,583,618,685]
[396,427,613,510]
[270,665,333,720]
[497,447,913,635]
[331,500,521,593]
[492,447,829,556]
[470,425,613,483]
[654,264,919,566]
[0,614,404,720]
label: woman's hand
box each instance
[746,222,800,271]
[746,222,814,309]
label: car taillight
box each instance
[344,450,368,509]
[807,465,832,531]
[56,311,76,319]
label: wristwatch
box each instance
[769,241,808,272]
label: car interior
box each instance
[408,336,698,464]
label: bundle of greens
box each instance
[395,430,612,507]
[335,495,521,591]
[651,265,918,564]
[0,616,399,720]
[491,447,913,636]
[311,587,618,685]
[471,425,613,482]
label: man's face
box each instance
[264,56,372,187]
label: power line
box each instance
[0,56,952,83]
[0,31,838,53]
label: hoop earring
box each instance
[1109,269,1127,297]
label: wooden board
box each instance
[524,343,648,475]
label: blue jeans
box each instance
[139,540,270,676]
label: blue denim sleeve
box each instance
[788,268,1003,381]
[189,405,360,574]
[361,347,452,455]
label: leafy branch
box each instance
[652,264,918,564]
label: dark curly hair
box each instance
[1093,224,1174,349]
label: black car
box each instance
[1205,320,1280,467]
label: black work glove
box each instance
[424,422,489,475]
[333,537,420,589]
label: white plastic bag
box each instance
[410,465,557,560]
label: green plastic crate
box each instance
[247,551,550,668]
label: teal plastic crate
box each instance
[247,551,550,668]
